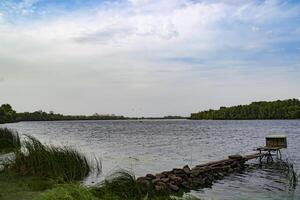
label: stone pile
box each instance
[137,154,246,192]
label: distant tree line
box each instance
[0,104,127,124]
[136,116,187,120]
[190,99,300,120]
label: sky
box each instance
[0,0,300,117]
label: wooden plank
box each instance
[244,153,267,161]
[256,146,282,151]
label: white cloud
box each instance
[0,0,299,116]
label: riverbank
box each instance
[0,128,198,200]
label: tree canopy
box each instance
[190,99,300,120]
[0,104,17,123]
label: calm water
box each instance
[1,120,300,200]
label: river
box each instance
[1,120,299,200]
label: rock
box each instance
[230,162,238,168]
[146,174,156,179]
[161,177,170,183]
[192,177,205,187]
[198,166,212,172]
[173,168,185,174]
[155,182,167,191]
[155,185,164,191]
[152,178,162,184]
[168,183,180,191]
[222,165,231,172]
[162,171,172,176]
[183,165,191,174]
[218,172,224,178]
[213,172,224,180]
[155,173,166,179]
[204,176,213,186]
[206,174,215,183]
[176,173,188,180]
[191,169,201,177]
[228,168,234,173]
[181,181,191,189]
[228,154,243,160]
[169,174,183,183]
[210,166,223,172]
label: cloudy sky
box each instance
[0,0,299,117]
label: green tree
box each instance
[0,104,17,123]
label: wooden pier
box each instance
[244,147,282,162]
[137,135,286,192]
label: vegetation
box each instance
[17,111,127,122]
[9,136,99,181]
[0,128,21,153]
[0,103,127,124]
[190,99,300,120]
[0,168,199,200]
[33,184,97,200]
[1,130,199,200]
[0,171,57,200]
[33,171,200,200]
[0,104,17,123]
[0,104,189,124]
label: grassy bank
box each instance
[0,171,57,200]
[0,128,199,200]
[0,170,199,200]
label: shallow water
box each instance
[1,120,300,200]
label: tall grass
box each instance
[92,170,147,200]
[0,128,21,153]
[10,136,101,181]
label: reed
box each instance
[0,128,21,153]
[92,170,147,200]
[10,136,100,181]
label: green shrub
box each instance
[0,128,21,153]
[10,136,99,181]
